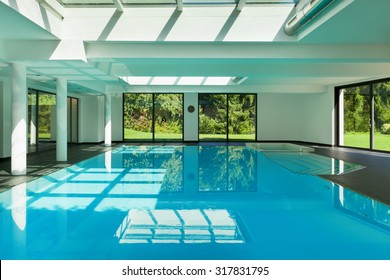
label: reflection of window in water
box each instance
[115,209,245,244]
[122,146,184,193]
[198,146,257,192]
[335,186,390,230]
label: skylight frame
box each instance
[56,0,296,8]
[119,76,247,86]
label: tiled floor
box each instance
[1,143,390,206]
[315,146,390,206]
[0,144,116,193]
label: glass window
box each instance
[67,97,79,143]
[38,93,56,141]
[228,94,256,141]
[28,91,38,152]
[123,93,153,141]
[199,94,227,141]
[154,93,183,141]
[373,82,390,151]
[199,93,256,141]
[341,85,370,149]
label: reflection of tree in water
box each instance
[199,146,228,191]
[199,146,256,192]
[228,147,256,191]
[160,148,183,192]
[123,147,183,192]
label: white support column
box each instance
[11,63,27,175]
[56,78,67,161]
[339,89,344,146]
[184,92,198,141]
[105,93,112,146]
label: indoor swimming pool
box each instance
[1,144,390,260]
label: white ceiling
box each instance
[0,0,390,94]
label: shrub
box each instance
[381,123,390,135]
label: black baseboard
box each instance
[0,156,10,162]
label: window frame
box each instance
[335,77,390,153]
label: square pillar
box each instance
[105,93,112,146]
[11,63,27,175]
[56,78,67,161]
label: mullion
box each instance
[152,93,155,141]
[370,83,374,150]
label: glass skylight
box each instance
[122,0,176,4]
[246,0,297,3]
[183,0,238,4]
[58,0,114,5]
[57,0,296,7]
[119,76,246,86]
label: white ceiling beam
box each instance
[121,84,328,94]
[112,0,124,12]
[237,0,247,11]
[177,0,183,12]
[105,61,390,79]
[36,0,64,19]
[85,42,390,61]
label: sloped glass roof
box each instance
[57,0,297,7]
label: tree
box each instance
[228,94,255,134]
[344,86,370,132]
[123,93,153,132]
[373,82,390,132]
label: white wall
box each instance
[111,93,123,142]
[184,92,198,141]
[257,90,334,145]
[301,87,334,145]
[0,79,11,158]
[258,93,304,141]
[79,95,104,143]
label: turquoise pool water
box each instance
[1,145,390,260]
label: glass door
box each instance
[154,93,183,141]
[199,94,227,141]
[67,97,79,143]
[228,94,256,141]
[373,82,390,151]
[341,85,371,149]
[28,91,38,153]
[123,93,153,141]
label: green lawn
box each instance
[38,133,51,139]
[199,133,255,141]
[124,129,255,141]
[344,132,390,151]
[124,129,182,140]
